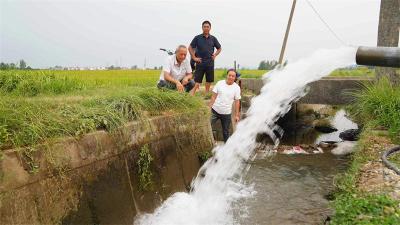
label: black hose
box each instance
[381,146,400,175]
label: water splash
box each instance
[135,47,357,225]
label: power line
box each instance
[305,0,347,46]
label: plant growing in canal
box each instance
[137,144,153,191]
[22,146,40,174]
[197,150,212,165]
[0,125,9,147]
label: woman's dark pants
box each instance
[211,108,231,143]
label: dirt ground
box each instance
[356,135,400,201]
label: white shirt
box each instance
[212,80,241,115]
[159,55,192,81]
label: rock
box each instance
[339,129,361,141]
[318,141,338,149]
[313,147,324,154]
[331,141,357,155]
[313,119,337,133]
[314,125,338,133]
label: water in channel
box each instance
[135,47,358,225]
[233,150,350,225]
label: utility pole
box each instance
[376,0,399,84]
[279,0,297,65]
[234,60,237,70]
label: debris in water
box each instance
[283,146,309,154]
[313,147,324,154]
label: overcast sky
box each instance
[1,0,380,69]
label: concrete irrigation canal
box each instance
[1,47,399,225]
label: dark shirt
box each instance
[190,34,221,66]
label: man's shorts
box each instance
[194,64,214,83]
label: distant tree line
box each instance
[0,60,32,70]
[258,60,288,70]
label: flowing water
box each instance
[135,47,357,225]
[232,151,350,225]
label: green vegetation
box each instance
[0,70,204,150]
[0,67,381,150]
[332,79,400,224]
[137,144,153,191]
[0,60,31,70]
[216,69,268,80]
[330,66,375,77]
[0,70,160,97]
[258,60,279,70]
[331,131,400,224]
[349,78,400,143]
[333,193,400,224]
[197,150,213,165]
[388,149,400,168]
[0,70,84,96]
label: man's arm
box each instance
[189,45,201,63]
[212,37,222,60]
[212,48,222,60]
[208,92,218,108]
[164,71,184,92]
[188,45,196,59]
[182,59,193,85]
[181,72,193,85]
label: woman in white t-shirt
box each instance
[208,69,241,142]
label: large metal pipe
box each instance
[356,46,400,68]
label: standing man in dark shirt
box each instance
[189,20,222,96]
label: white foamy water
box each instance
[135,47,357,225]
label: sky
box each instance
[0,0,381,69]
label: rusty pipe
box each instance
[356,46,400,68]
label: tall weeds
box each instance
[349,78,400,142]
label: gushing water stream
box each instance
[135,47,357,225]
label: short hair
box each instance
[202,20,211,27]
[227,69,237,75]
[175,45,187,54]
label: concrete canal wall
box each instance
[241,77,373,105]
[0,111,214,224]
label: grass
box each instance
[331,130,400,224]
[0,70,161,97]
[348,78,400,143]
[332,193,400,224]
[216,69,268,80]
[331,78,400,224]
[0,67,384,150]
[0,70,85,96]
[388,149,400,168]
[330,66,375,77]
[0,70,205,150]
[0,88,204,149]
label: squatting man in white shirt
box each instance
[157,45,195,92]
[208,69,241,143]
